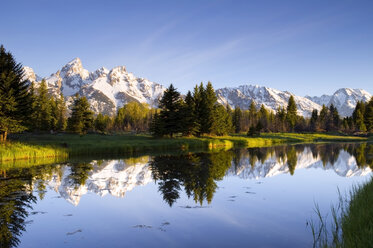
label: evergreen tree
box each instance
[33,80,52,131]
[181,91,200,136]
[328,104,340,131]
[258,104,269,131]
[275,107,286,132]
[56,93,67,131]
[286,95,297,131]
[355,109,367,132]
[67,94,94,134]
[199,82,217,135]
[153,84,183,137]
[353,101,365,124]
[319,105,329,131]
[150,112,164,137]
[364,97,373,132]
[26,82,38,130]
[0,45,30,142]
[248,100,257,127]
[310,109,319,132]
[233,106,242,133]
[49,97,59,131]
[193,82,217,135]
[210,105,232,136]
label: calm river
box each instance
[1,143,372,247]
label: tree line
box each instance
[1,44,372,142]
[152,83,373,137]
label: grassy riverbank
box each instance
[312,176,373,247]
[340,178,373,247]
[0,132,368,165]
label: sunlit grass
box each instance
[1,132,367,165]
[0,142,68,163]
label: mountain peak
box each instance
[22,58,166,115]
[67,57,82,65]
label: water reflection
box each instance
[0,143,372,247]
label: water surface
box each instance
[1,143,372,247]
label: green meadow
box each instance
[0,132,368,166]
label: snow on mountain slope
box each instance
[23,58,166,115]
[306,88,372,117]
[23,60,371,117]
[216,85,322,117]
[22,66,42,83]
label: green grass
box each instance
[0,132,368,165]
[340,178,373,247]
[311,177,373,247]
[0,142,68,162]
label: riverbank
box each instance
[312,176,373,247]
[0,132,368,165]
[339,177,373,247]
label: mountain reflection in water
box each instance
[0,143,372,247]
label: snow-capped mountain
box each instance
[306,88,372,117]
[216,85,371,117]
[216,85,322,117]
[23,59,371,117]
[23,58,166,115]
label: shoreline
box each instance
[0,133,369,167]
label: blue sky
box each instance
[1,0,373,96]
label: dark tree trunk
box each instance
[0,131,7,143]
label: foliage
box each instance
[114,101,151,132]
[67,94,94,134]
[286,95,297,131]
[310,174,373,247]
[0,45,30,142]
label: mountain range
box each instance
[23,58,372,117]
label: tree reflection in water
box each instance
[150,151,233,206]
[0,143,373,247]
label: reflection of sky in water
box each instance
[12,145,373,248]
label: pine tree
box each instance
[34,80,52,131]
[193,82,217,135]
[355,109,367,132]
[0,45,30,142]
[181,91,200,136]
[210,105,232,136]
[198,83,210,134]
[67,94,94,134]
[27,82,38,130]
[155,84,183,137]
[248,100,257,127]
[364,97,373,132]
[352,101,365,124]
[310,109,318,132]
[56,93,67,131]
[286,95,297,131]
[233,106,242,133]
[150,112,164,137]
[49,97,58,131]
[319,105,329,131]
[258,104,269,131]
[328,104,340,131]
[275,107,286,132]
